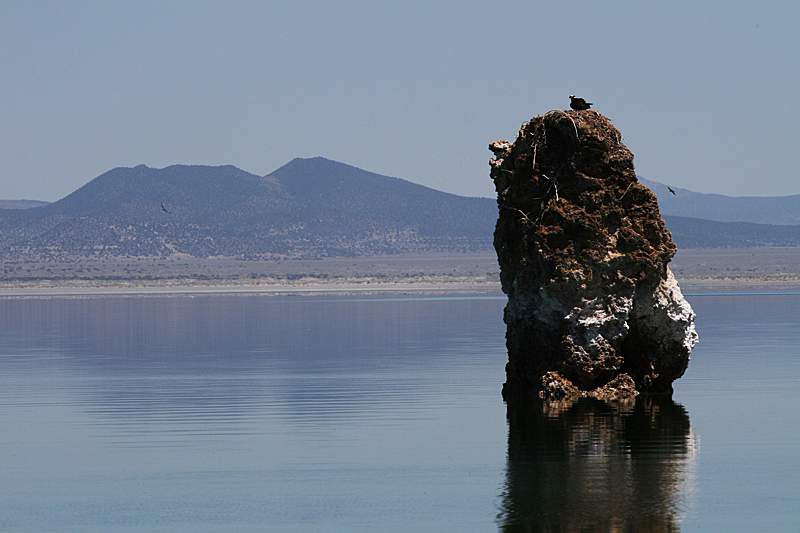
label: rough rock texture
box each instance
[489,110,698,400]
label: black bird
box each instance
[668,187,676,195]
[161,203,171,214]
[569,95,592,110]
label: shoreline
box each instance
[3,274,800,299]
[0,276,504,299]
[3,247,800,298]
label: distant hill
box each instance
[0,199,50,210]
[663,215,800,248]
[3,160,800,261]
[640,177,800,225]
[0,158,497,260]
[641,177,800,246]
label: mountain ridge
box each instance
[0,158,496,260]
[5,167,800,226]
[640,177,800,225]
[2,159,800,260]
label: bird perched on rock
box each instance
[569,95,592,110]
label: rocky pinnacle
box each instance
[490,110,698,401]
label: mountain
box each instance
[663,215,800,248]
[640,178,800,225]
[0,158,497,260]
[3,160,800,261]
[640,177,800,246]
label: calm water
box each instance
[0,292,798,532]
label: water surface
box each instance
[1,292,798,531]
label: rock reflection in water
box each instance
[498,396,696,532]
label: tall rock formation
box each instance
[489,110,698,400]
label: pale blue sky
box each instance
[2,1,798,201]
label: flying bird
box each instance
[668,187,676,195]
[569,95,592,111]
[161,203,171,214]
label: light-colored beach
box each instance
[0,276,503,299]
[4,275,800,300]
[3,247,800,298]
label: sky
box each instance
[2,1,799,202]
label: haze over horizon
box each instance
[2,1,798,202]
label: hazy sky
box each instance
[2,1,798,201]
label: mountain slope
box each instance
[3,160,800,261]
[0,158,496,259]
[663,215,800,248]
[271,157,491,238]
[641,177,800,225]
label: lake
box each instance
[1,291,798,532]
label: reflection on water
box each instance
[3,292,797,531]
[499,396,697,532]
[0,295,511,532]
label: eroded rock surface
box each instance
[490,110,698,400]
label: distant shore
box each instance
[677,278,800,292]
[670,246,800,291]
[3,275,800,299]
[2,248,800,298]
[0,276,503,299]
